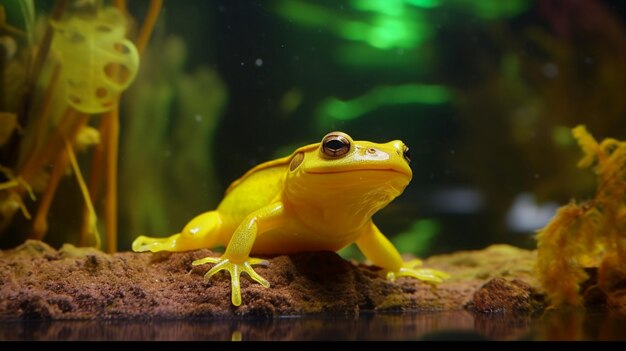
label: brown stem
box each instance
[29,108,89,240]
[79,116,108,246]
[30,143,70,240]
[135,0,163,55]
[95,0,161,252]
[103,108,119,253]
[112,0,127,12]
[17,103,78,193]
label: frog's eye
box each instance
[403,145,411,163]
[322,132,351,158]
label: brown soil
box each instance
[0,241,543,319]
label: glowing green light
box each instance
[334,43,425,68]
[405,0,440,8]
[318,83,452,122]
[368,17,415,49]
[275,0,433,51]
[274,0,337,28]
[340,21,370,42]
[352,0,405,16]
[392,219,439,256]
[338,244,365,261]
[338,219,439,259]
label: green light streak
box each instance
[318,84,452,122]
[352,0,406,16]
[274,0,340,28]
[405,0,440,8]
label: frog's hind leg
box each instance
[132,210,223,252]
[132,233,184,252]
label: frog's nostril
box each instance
[402,146,411,163]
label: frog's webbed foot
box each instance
[386,260,450,284]
[192,256,270,306]
[132,234,181,252]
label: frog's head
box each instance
[285,131,412,216]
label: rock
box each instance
[467,278,544,313]
[0,241,542,319]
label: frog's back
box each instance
[217,164,286,219]
[216,143,318,230]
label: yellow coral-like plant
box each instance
[536,125,626,306]
[51,7,139,114]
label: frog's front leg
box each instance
[193,202,285,306]
[356,222,449,284]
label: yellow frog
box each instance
[132,131,448,306]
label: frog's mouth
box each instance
[305,167,412,178]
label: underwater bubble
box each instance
[255,58,264,66]
[429,187,484,214]
[542,63,559,78]
[506,193,559,233]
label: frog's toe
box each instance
[387,267,450,284]
[193,256,270,306]
[192,256,221,266]
[404,258,423,268]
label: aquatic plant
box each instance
[119,33,227,244]
[0,0,162,252]
[536,125,626,306]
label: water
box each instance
[1,310,625,341]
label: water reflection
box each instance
[0,309,625,341]
[533,309,626,341]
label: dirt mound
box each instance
[0,241,540,319]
